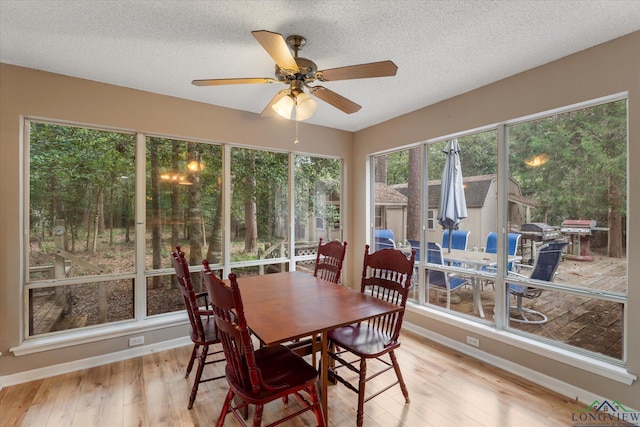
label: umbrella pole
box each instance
[448,228,452,253]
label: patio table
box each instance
[442,249,522,317]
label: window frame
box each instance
[19,118,345,351]
[370,92,629,368]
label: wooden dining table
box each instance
[231,270,402,417]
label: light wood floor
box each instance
[0,331,597,426]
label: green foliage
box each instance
[29,122,135,249]
[294,155,341,235]
[509,100,626,226]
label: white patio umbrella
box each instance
[437,138,468,252]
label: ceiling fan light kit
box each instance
[272,86,317,121]
[192,30,397,122]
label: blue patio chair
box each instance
[427,242,468,309]
[407,239,420,261]
[441,230,470,251]
[374,229,396,251]
[442,230,470,267]
[482,232,521,273]
[508,241,570,324]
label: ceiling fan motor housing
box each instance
[275,57,317,82]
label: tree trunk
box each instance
[206,178,223,263]
[149,139,162,288]
[407,147,421,240]
[171,143,180,249]
[97,189,105,235]
[244,152,258,253]
[375,156,387,183]
[607,174,624,258]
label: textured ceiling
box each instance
[1,1,639,132]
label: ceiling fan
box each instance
[192,30,398,121]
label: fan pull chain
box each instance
[294,118,299,145]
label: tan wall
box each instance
[352,32,640,408]
[0,64,353,375]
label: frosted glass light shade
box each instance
[272,91,317,121]
[294,93,317,121]
[272,94,295,119]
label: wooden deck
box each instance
[418,254,627,360]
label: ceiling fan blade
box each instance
[316,60,398,82]
[192,77,279,86]
[309,86,361,114]
[251,30,299,73]
[260,90,289,117]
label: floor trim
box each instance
[0,336,191,390]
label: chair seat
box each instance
[328,324,398,358]
[190,314,220,344]
[509,283,527,295]
[448,275,467,291]
[252,345,319,395]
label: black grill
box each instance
[519,223,560,241]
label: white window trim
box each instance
[10,311,189,356]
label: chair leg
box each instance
[510,296,548,324]
[309,384,326,427]
[357,358,367,427]
[253,404,264,427]
[390,350,410,402]
[188,344,208,409]
[216,389,234,427]
[186,343,198,378]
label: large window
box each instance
[505,98,627,361]
[27,122,136,334]
[372,96,627,362]
[24,121,343,337]
[145,137,223,315]
[229,147,289,274]
[294,155,342,274]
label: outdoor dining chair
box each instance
[442,229,470,251]
[426,241,469,308]
[327,245,415,427]
[374,229,396,251]
[508,241,570,324]
[203,269,326,427]
[442,229,471,267]
[169,246,225,409]
[481,232,521,289]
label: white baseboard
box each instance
[0,336,191,390]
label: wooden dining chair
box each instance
[327,245,415,427]
[313,238,348,284]
[202,269,326,427]
[169,246,225,409]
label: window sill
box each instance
[405,304,637,386]
[10,312,189,356]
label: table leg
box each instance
[473,279,485,318]
[320,331,328,417]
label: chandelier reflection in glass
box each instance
[160,151,204,185]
